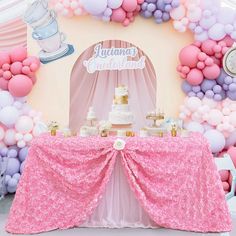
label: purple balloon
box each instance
[216,69,228,85]
[20,161,25,174]
[229,83,236,92]
[0,147,8,156]
[182,81,192,93]
[205,90,214,98]
[213,85,222,94]
[225,76,233,85]
[201,79,216,93]
[227,90,236,101]
[192,86,201,93]
[19,147,28,162]
[6,158,20,176]
[7,149,18,158]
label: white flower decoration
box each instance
[113,139,126,151]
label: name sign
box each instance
[83,43,146,74]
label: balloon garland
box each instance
[0,47,46,195]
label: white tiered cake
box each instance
[109,86,134,128]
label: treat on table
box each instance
[109,85,134,135]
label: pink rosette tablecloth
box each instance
[6,133,232,234]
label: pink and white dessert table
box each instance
[6,133,232,234]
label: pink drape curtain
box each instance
[70,40,156,132]
[0,17,27,51]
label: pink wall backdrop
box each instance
[70,40,156,132]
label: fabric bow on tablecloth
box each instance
[6,133,232,234]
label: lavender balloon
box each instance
[141,0,180,23]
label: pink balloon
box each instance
[111,7,126,23]
[227,146,236,168]
[0,77,9,90]
[186,69,204,85]
[122,0,137,12]
[2,63,10,71]
[219,170,229,181]
[179,45,200,68]
[9,46,27,63]
[29,63,38,72]
[29,76,37,85]
[222,181,230,191]
[0,51,10,67]
[8,75,33,97]
[222,36,234,47]
[203,64,220,79]
[123,18,130,26]
[201,40,217,56]
[22,59,31,66]
[10,62,23,75]
[3,71,12,80]
[27,56,40,66]
[22,66,31,75]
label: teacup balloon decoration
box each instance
[24,0,74,64]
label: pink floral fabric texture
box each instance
[6,133,232,234]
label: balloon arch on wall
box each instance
[1,0,236,194]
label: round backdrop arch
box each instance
[69,39,157,132]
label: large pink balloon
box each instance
[122,0,137,12]
[0,51,10,67]
[111,7,126,22]
[203,64,220,80]
[8,75,33,97]
[9,46,27,63]
[186,69,204,85]
[179,45,200,68]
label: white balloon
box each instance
[107,0,122,9]
[208,109,224,126]
[0,91,14,108]
[23,133,33,142]
[186,122,204,133]
[17,140,26,148]
[204,129,225,153]
[82,0,107,15]
[4,129,16,146]
[185,97,202,112]
[208,23,226,41]
[15,133,24,141]
[0,106,20,127]
[187,7,202,22]
[217,7,235,25]
[170,5,186,21]
[15,116,34,134]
